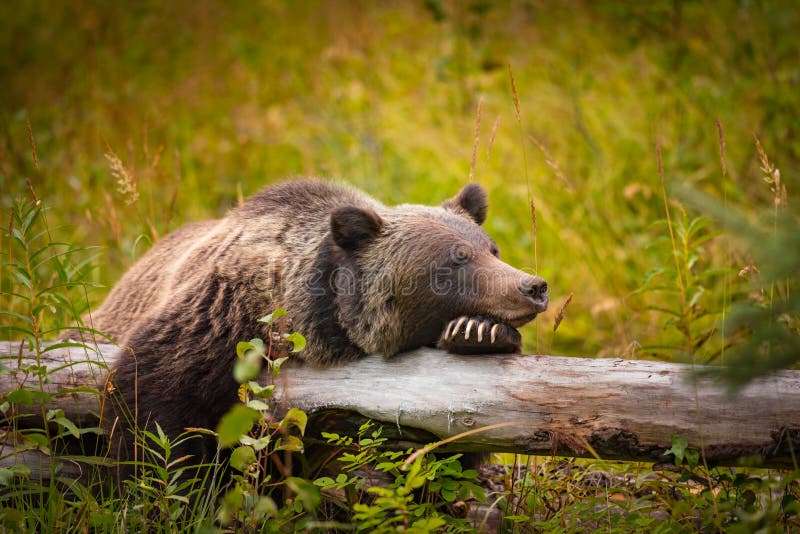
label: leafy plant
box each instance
[1,189,108,530]
[316,422,484,532]
[214,309,315,530]
[634,211,731,362]
[120,425,214,532]
[678,136,800,385]
[682,196,800,386]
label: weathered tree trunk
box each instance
[1,341,799,468]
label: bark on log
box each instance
[1,341,799,468]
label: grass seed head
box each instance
[716,118,727,178]
[105,148,139,205]
[508,64,521,124]
[487,116,500,158]
[469,97,483,182]
[26,115,39,171]
[553,292,574,333]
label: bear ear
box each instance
[330,206,384,251]
[442,183,488,225]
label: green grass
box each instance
[2,0,797,359]
[1,1,799,531]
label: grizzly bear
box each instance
[90,179,548,471]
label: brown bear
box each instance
[90,179,548,471]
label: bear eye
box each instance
[450,244,472,266]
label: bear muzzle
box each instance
[518,276,549,309]
[498,275,548,327]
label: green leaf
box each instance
[248,381,275,398]
[229,445,257,472]
[640,268,666,287]
[6,388,35,406]
[40,341,101,355]
[686,216,711,236]
[240,435,271,451]
[246,399,270,411]
[688,286,705,308]
[155,422,168,444]
[283,332,306,353]
[54,416,80,439]
[6,388,51,406]
[314,476,336,488]
[236,341,253,357]
[255,496,278,519]
[404,459,427,490]
[234,339,267,383]
[0,310,32,324]
[0,464,31,486]
[271,356,289,377]
[442,479,458,490]
[12,268,32,289]
[258,308,287,325]
[11,226,27,245]
[23,432,49,452]
[274,435,304,452]
[685,449,700,468]
[233,350,263,383]
[236,338,264,358]
[21,206,40,234]
[286,477,321,512]
[216,405,260,448]
[665,434,688,465]
[411,517,447,530]
[465,482,486,502]
[280,407,307,436]
[222,485,245,514]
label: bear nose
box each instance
[519,276,548,302]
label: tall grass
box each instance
[2,128,799,534]
[2,1,798,359]
[1,2,799,530]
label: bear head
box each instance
[316,184,548,360]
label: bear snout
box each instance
[519,276,549,312]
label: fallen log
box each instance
[1,341,799,468]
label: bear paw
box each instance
[437,316,522,355]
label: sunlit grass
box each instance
[1,3,799,530]
[1,1,797,360]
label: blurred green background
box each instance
[2,0,798,360]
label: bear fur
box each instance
[89,179,548,469]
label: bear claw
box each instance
[454,317,466,338]
[464,319,474,340]
[438,315,522,355]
